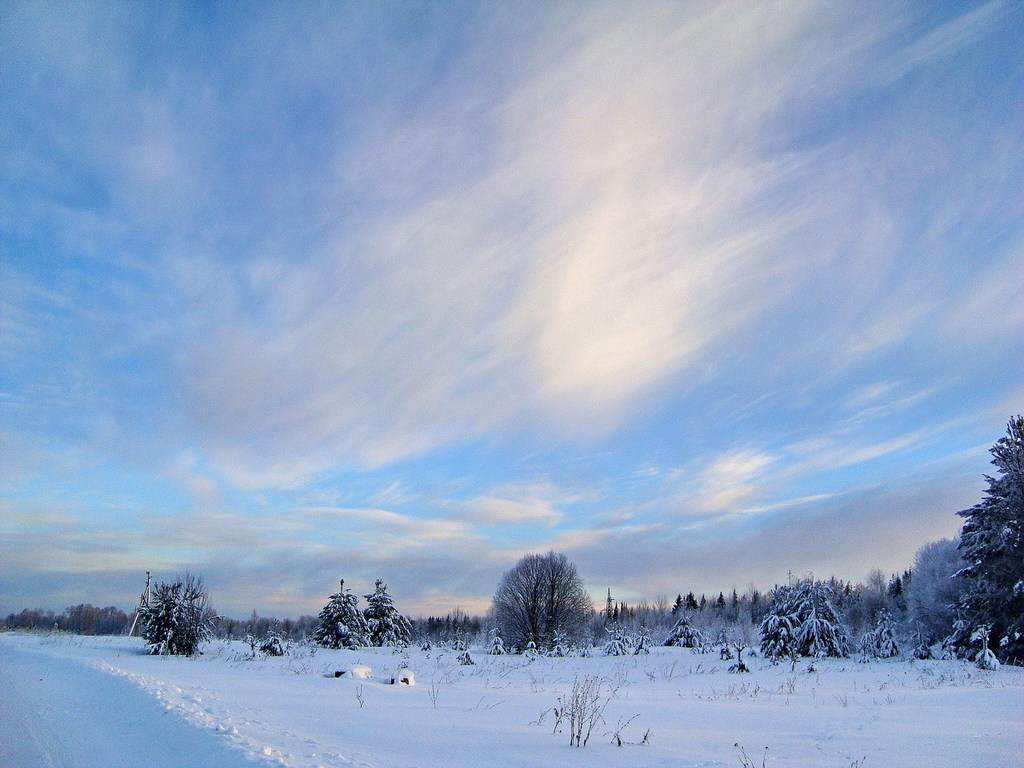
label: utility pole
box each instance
[128,571,151,636]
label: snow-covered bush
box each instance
[259,633,287,657]
[633,627,652,655]
[602,625,650,656]
[603,626,630,656]
[759,609,799,662]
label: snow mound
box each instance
[328,664,373,679]
[392,668,415,685]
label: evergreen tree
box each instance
[363,579,412,647]
[793,580,849,658]
[685,592,699,610]
[603,625,630,656]
[954,415,1024,665]
[759,585,798,661]
[140,573,214,656]
[859,611,900,659]
[671,594,684,614]
[488,628,505,655]
[759,580,849,660]
[760,610,799,662]
[663,612,706,648]
[314,580,368,649]
[633,627,652,655]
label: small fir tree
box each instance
[859,611,900,660]
[633,627,652,655]
[663,613,706,648]
[603,625,630,656]
[759,584,799,662]
[363,579,412,647]
[488,629,505,655]
[314,580,368,649]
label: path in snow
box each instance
[0,640,268,768]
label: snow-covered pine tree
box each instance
[759,585,798,662]
[859,611,900,660]
[954,415,1024,665]
[633,627,652,655]
[972,626,1001,670]
[792,580,849,658]
[363,579,412,647]
[140,573,214,656]
[314,580,368,649]
[663,612,706,648]
[603,625,630,656]
[760,580,849,660]
[488,629,505,655]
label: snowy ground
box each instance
[1,633,1021,768]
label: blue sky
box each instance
[2,1,1022,618]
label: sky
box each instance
[1,0,1022,620]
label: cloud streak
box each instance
[1,1,1021,617]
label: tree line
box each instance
[4,604,130,635]
[7,415,1020,668]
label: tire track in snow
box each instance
[0,640,269,768]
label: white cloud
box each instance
[462,496,562,526]
[695,450,777,514]
[179,2,914,488]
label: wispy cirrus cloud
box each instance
[1,1,1022,619]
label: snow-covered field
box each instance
[1,632,1021,768]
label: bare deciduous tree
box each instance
[492,551,593,652]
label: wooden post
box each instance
[128,571,151,636]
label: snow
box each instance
[2,632,1022,768]
[335,664,373,679]
[0,637,264,767]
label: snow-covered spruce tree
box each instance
[760,580,848,660]
[859,611,900,660]
[314,580,368,649]
[140,573,214,656]
[363,579,412,647]
[792,580,849,658]
[633,627,652,655]
[972,626,1001,670]
[759,585,798,662]
[953,415,1024,665]
[488,628,505,655]
[663,613,706,648]
[603,625,631,656]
